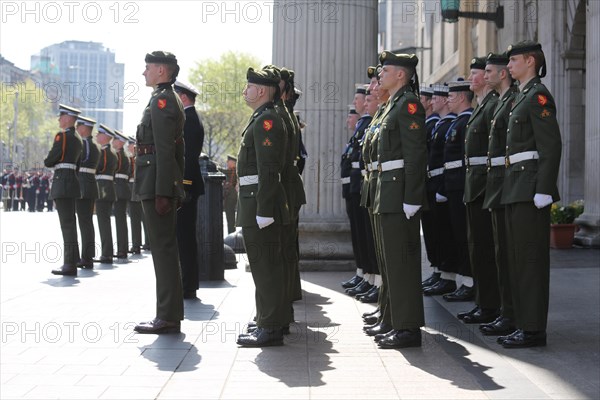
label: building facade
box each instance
[31,41,125,130]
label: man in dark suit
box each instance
[499,41,562,348]
[74,116,100,269]
[174,79,205,300]
[46,104,83,276]
[133,51,185,335]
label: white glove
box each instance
[403,203,421,220]
[435,193,448,203]
[256,216,275,229]
[533,193,553,209]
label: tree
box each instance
[188,52,263,163]
[0,79,56,171]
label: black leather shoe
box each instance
[443,285,475,302]
[480,316,516,336]
[134,318,180,334]
[497,329,520,344]
[374,329,396,343]
[362,308,380,319]
[461,308,499,324]
[142,244,151,251]
[363,314,379,326]
[422,272,441,288]
[378,329,421,349]
[423,279,456,296]
[51,265,77,276]
[358,286,379,303]
[355,285,376,300]
[502,330,546,348]
[94,256,113,264]
[76,259,94,269]
[364,322,393,337]
[115,253,128,263]
[341,275,363,289]
[183,290,198,300]
[457,306,480,320]
[236,327,284,347]
[346,280,373,296]
[128,246,141,255]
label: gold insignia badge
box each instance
[540,109,551,118]
[409,122,420,130]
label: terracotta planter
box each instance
[550,224,578,249]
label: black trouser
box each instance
[491,207,514,320]
[361,206,379,274]
[95,200,114,258]
[243,224,285,328]
[446,190,471,278]
[177,194,199,293]
[142,198,184,321]
[466,198,500,309]
[114,199,129,256]
[55,198,79,265]
[224,194,237,234]
[76,198,96,261]
[422,188,457,273]
[345,193,367,271]
[129,200,144,248]
[505,202,550,332]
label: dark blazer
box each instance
[183,106,205,197]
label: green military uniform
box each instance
[113,134,132,259]
[464,57,501,313]
[236,69,289,334]
[128,151,146,253]
[45,105,83,275]
[501,42,561,337]
[373,52,427,346]
[75,116,100,268]
[483,53,519,328]
[134,54,185,324]
[221,161,238,234]
[95,125,118,262]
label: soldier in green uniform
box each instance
[480,52,518,336]
[498,41,562,348]
[94,124,118,264]
[372,52,427,349]
[221,155,238,234]
[460,57,501,324]
[74,116,100,270]
[112,130,131,262]
[133,51,185,335]
[46,104,83,276]
[235,67,289,347]
[126,137,147,254]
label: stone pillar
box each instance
[272,0,378,263]
[575,0,600,248]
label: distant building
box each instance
[0,54,32,84]
[377,0,417,54]
[31,41,125,130]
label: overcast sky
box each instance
[1,0,274,132]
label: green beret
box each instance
[280,68,294,82]
[486,52,509,66]
[506,40,542,57]
[247,67,280,87]
[470,56,487,70]
[145,51,178,65]
[379,51,419,68]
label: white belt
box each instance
[96,175,114,181]
[370,161,379,171]
[489,156,504,167]
[115,173,129,180]
[444,160,463,170]
[341,177,351,184]
[379,159,404,172]
[239,175,259,186]
[508,151,539,165]
[428,167,444,178]
[129,178,135,183]
[466,156,487,166]
[293,160,298,166]
[79,167,96,174]
[54,163,76,170]
[351,162,360,169]
[361,170,367,176]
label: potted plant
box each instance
[550,200,584,249]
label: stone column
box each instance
[575,0,600,248]
[272,0,378,263]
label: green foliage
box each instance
[550,200,584,225]
[188,51,262,162]
[1,79,56,171]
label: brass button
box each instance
[521,166,525,170]
[250,192,254,195]
[392,177,396,181]
[489,135,492,140]
[509,112,512,116]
